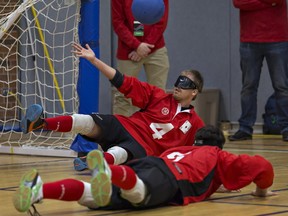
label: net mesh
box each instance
[0,0,80,156]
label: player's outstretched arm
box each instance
[72,43,116,80]
[251,186,277,197]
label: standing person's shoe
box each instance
[13,169,43,214]
[87,150,112,207]
[282,131,288,142]
[228,130,252,141]
[21,104,45,134]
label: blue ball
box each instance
[131,0,165,25]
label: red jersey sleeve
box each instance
[233,0,276,10]
[144,0,169,45]
[111,0,141,50]
[117,75,165,109]
[217,151,274,190]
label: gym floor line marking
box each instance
[228,143,288,147]
[256,210,288,216]
[90,210,132,216]
[207,187,288,201]
[211,200,288,208]
[0,159,71,168]
[225,148,288,153]
[226,142,288,147]
[0,186,18,191]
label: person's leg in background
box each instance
[229,42,264,141]
[265,42,288,141]
[113,60,142,116]
[144,47,169,91]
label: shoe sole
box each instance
[21,104,43,134]
[13,169,37,212]
[87,150,111,207]
[228,137,252,141]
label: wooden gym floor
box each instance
[1,135,288,216]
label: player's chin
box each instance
[173,93,181,101]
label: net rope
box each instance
[0,0,80,156]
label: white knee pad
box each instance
[120,176,147,204]
[77,181,99,209]
[71,114,95,135]
[107,146,128,165]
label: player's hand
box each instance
[128,51,141,62]
[72,43,96,62]
[216,184,241,193]
[136,43,154,58]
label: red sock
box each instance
[44,116,73,132]
[43,179,84,201]
[104,152,115,164]
[110,165,137,190]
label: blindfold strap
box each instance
[194,139,223,149]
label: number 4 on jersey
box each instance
[150,123,174,139]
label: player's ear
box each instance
[191,89,198,96]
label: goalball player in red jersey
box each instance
[13,125,275,215]
[21,42,204,167]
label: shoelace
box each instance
[27,204,41,216]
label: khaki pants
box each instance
[113,47,169,116]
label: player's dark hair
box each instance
[181,69,204,101]
[184,69,204,93]
[194,125,225,149]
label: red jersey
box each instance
[161,146,274,205]
[115,75,205,156]
[233,0,288,42]
[111,0,169,60]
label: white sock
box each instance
[71,114,95,135]
[32,175,43,204]
[120,176,146,204]
[107,146,128,165]
[77,181,99,209]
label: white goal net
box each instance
[0,0,81,157]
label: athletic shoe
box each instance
[73,157,88,171]
[282,131,288,142]
[21,104,45,134]
[87,150,112,207]
[13,169,43,213]
[228,130,252,141]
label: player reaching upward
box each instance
[13,125,275,215]
[21,42,205,169]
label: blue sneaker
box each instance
[21,104,45,134]
[73,157,88,171]
[87,150,112,207]
[13,169,43,213]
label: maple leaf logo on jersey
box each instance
[161,107,169,115]
[180,120,192,134]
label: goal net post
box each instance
[0,0,81,157]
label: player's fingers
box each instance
[147,44,155,48]
[85,44,92,50]
[267,191,278,196]
[71,50,82,56]
[72,42,82,50]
